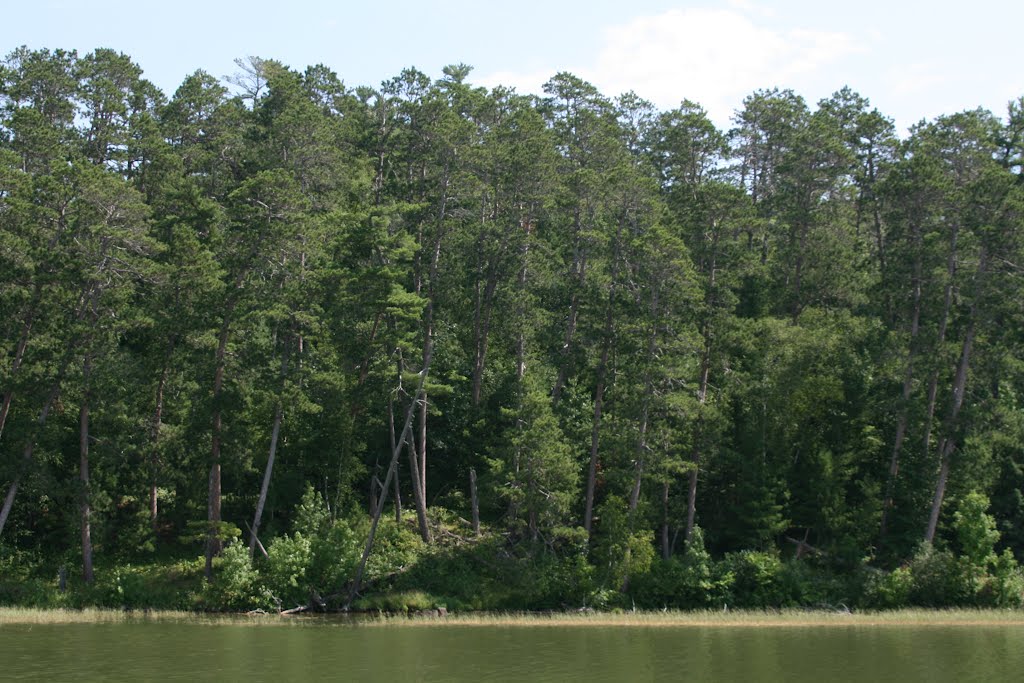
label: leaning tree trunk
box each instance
[249,337,291,558]
[407,427,432,543]
[924,247,986,543]
[879,235,923,540]
[0,293,87,540]
[922,223,959,455]
[346,342,434,608]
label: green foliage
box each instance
[631,528,731,609]
[907,543,971,607]
[954,492,1000,572]
[351,590,446,613]
[1,47,1023,616]
[203,544,261,610]
[721,550,786,607]
[860,566,914,609]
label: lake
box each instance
[1,619,1022,681]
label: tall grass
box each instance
[3,607,1023,628]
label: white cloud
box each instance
[477,7,865,126]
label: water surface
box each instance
[2,621,1021,681]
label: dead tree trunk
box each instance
[249,337,292,558]
[407,426,432,543]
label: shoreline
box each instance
[3,607,1024,628]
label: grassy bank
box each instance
[3,606,1024,628]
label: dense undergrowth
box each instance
[3,489,1023,613]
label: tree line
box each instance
[1,47,1023,608]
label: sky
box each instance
[4,0,1022,134]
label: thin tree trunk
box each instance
[407,424,432,543]
[924,247,985,543]
[583,336,610,538]
[249,336,292,558]
[469,468,480,537]
[470,278,498,406]
[583,219,624,539]
[923,224,959,454]
[553,207,587,403]
[0,304,35,442]
[206,313,232,580]
[346,343,434,608]
[249,403,283,558]
[148,338,175,527]
[417,392,427,504]
[0,222,67,441]
[661,482,671,561]
[0,332,80,539]
[880,237,923,539]
[79,353,94,584]
[387,401,402,524]
[685,231,718,543]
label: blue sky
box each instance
[4,0,1021,133]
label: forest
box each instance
[1,47,1023,612]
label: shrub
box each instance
[907,542,970,607]
[203,543,261,610]
[721,550,785,607]
[263,532,313,609]
[631,527,730,609]
[859,566,913,609]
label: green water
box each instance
[1,621,1022,681]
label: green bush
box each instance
[631,528,730,609]
[262,532,313,609]
[978,549,1024,607]
[721,550,785,607]
[203,543,261,610]
[859,566,913,609]
[907,542,970,607]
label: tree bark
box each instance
[387,401,402,524]
[407,424,432,543]
[249,337,292,558]
[249,403,283,558]
[469,468,480,537]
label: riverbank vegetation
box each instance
[4,605,1024,628]
[1,47,1023,614]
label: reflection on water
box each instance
[0,622,1021,682]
